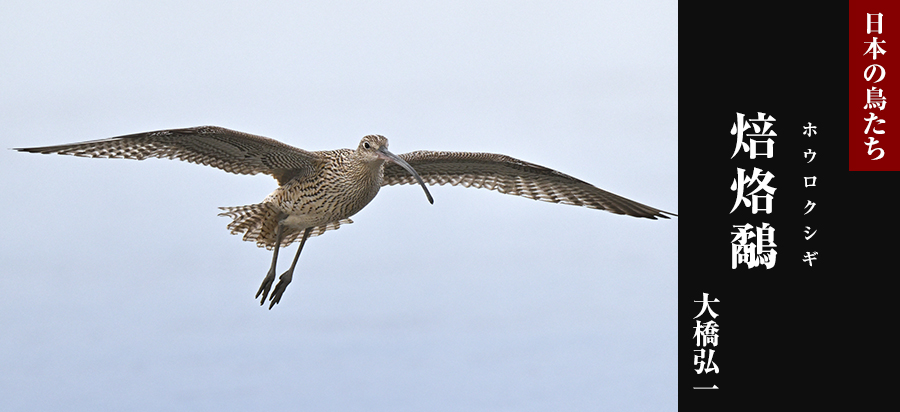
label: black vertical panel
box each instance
[680,3,852,406]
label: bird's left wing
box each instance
[382,151,675,219]
[15,126,322,184]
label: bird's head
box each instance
[357,134,433,204]
[357,134,391,162]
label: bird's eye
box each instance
[364,142,371,149]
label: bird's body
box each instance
[16,126,675,308]
[220,144,385,250]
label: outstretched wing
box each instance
[382,151,674,219]
[15,126,322,184]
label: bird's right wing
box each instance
[382,151,674,219]
[15,126,322,184]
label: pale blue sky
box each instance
[0,1,677,410]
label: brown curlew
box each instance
[15,126,676,308]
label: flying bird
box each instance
[16,126,675,308]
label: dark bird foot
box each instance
[267,270,293,309]
[256,268,276,305]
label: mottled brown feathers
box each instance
[15,126,322,184]
[17,127,675,248]
[382,151,674,219]
[218,204,352,249]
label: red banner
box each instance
[850,2,900,170]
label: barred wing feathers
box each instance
[15,126,321,184]
[382,151,674,219]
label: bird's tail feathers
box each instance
[217,203,352,249]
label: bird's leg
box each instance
[256,218,287,305]
[268,227,313,309]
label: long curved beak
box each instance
[377,147,434,204]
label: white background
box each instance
[0,1,677,410]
